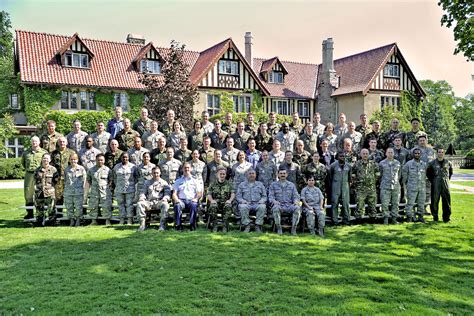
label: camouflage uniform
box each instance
[301,186,325,233]
[91,131,111,154]
[64,165,86,220]
[405,130,422,150]
[221,122,236,134]
[141,130,164,151]
[303,162,327,197]
[209,130,228,150]
[174,148,192,164]
[355,124,372,147]
[416,145,436,208]
[104,149,123,170]
[363,131,383,149]
[40,132,64,153]
[199,147,215,164]
[190,160,207,189]
[255,132,273,152]
[115,129,140,151]
[368,148,384,163]
[87,165,113,219]
[338,131,363,153]
[267,123,280,136]
[381,130,405,150]
[351,160,380,218]
[269,150,285,169]
[34,164,59,220]
[275,131,297,152]
[22,147,47,206]
[402,159,427,220]
[79,147,102,171]
[133,118,153,136]
[66,131,88,154]
[289,122,304,135]
[231,131,251,151]
[379,159,402,219]
[150,148,167,165]
[159,158,182,185]
[231,161,253,191]
[207,179,234,227]
[280,161,301,187]
[159,121,174,138]
[427,158,453,222]
[51,148,76,203]
[298,133,318,154]
[292,150,311,168]
[245,123,259,137]
[269,180,301,228]
[329,161,351,224]
[319,134,338,156]
[206,160,230,185]
[343,150,358,166]
[314,123,326,138]
[113,162,137,220]
[167,132,186,151]
[136,178,171,222]
[393,146,411,203]
[127,147,149,166]
[222,147,240,166]
[135,162,156,202]
[334,124,348,137]
[237,180,267,226]
[256,160,277,189]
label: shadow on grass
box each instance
[1,221,473,315]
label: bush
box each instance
[210,112,292,125]
[465,149,474,159]
[0,158,25,179]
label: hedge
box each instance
[0,158,25,180]
[210,112,292,124]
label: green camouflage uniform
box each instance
[40,132,64,153]
[355,124,372,148]
[221,122,237,134]
[405,130,422,150]
[133,118,153,136]
[402,159,427,219]
[87,165,113,219]
[115,129,140,151]
[207,179,234,227]
[255,132,273,152]
[301,186,325,232]
[379,159,401,219]
[22,147,47,205]
[209,130,228,150]
[34,164,59,220]
[231,131,251,151]
[298,133,318,154]
[206,161,230,185]
[199,147,215,164]
[150,148,167,165]
[368,148,384,163]
[292,150,311,168]
[174,148,192,164]
[245,123,259,137]
[237,180,267,226]
[51,148,76,203]
[64,165,86,220]
[351,160,380,218]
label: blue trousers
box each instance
[174,200,198,228]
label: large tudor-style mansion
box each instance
[6,30,425,157]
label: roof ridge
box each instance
[334,43,397,62]
[254,57,319,66]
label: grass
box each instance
[454,168,474,174]
[1,189,473,315]
[451,180,474,188]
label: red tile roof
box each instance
[259,57,288,75]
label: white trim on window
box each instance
[4,137,24,158]
[232,95,252,112]
[383,64,400,78]
[297,101,310,118]
[65,51,90,68]
[140,59,161,74]
[61,91,97,110]
[218,60,239,75]
[9,93,19,109]
[269,71,284,84]
[272,99,290,115]
[207,94,220,116]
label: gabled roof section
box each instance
[260,56,288,75]
[132,42,162,64]
[56,32,95,57]
[190,38,270,95]
[253,58,318,99]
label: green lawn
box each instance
[0,189,473,315]
[454,168,474,174]
[452,180,474,188]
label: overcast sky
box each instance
[4,0,472,97]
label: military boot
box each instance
[119,218,125,225]
[391,217,399,225]
[105,219,111,226]
[127,217,133,225]
[137,218,146,232]
[75,218,81,227]
[90,219,98,226]
[69,218,75,227]
[383,217,389,225]
[309,228,316,235]
[212,225,218,233]
[417,216,426,224]
[291,226,297,236]
[222,225,228,233]
[24,209,34,220]
[255,225,262,233]
[276,225,283,235]
[318,227,325,237]
[243,225,251,233]
[159,219,166,231]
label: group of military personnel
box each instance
[22,106,454,235]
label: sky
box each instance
[2,0,472,97]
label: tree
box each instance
[0,113,18,156]
[454,94,474,151]
[438,0,473,61]
[419,80,458,148]
[0,11,18,113]
[370,105,411,132]
[140,41,198,128]
[0,11,13,59]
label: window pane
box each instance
[72,54,80,67]
[61,91,69,109]
[269,72,273,83]
[81,55,88,68]
[89,92,96,110]
[10,94,18,109]
[121,93,129,111]
[80,91,87,109]
[65,53,72,66]
[70,92,77,109]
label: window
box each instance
[64,51,90,68]
[232,95,251,112]
[4,138,24,158]
[114,92,129,111]
[269,71,284,84]
[207,94,220,116]
[9,94,19,109]
[380,95,401,109]
[61,91,97,110]
[140,59,161,74]
[298,101,310,118]
[218,60,239,75]
[272,100,290,115]
[383,64,400,78]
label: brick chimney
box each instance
[244,32,253,68]
[126,34,145,45]
[317,38,338,124]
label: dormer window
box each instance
[384,64,400,78]
[140,59,161,74]
[218,60,239,75]
[269,71,284,84]
[64,51,89,68]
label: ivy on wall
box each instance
[23,86,61,125]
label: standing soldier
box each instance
[127,137,149,166]
[22,136,47,219]
[334,113,348,136]
[34,153,59,225]
[40,120,64,153]
[206,150,230,185]
[174,137,192,164]
[113,153,137,225]
[159,109,178,138]
[329,152,351,225]
[393,136,411,203]
[405,118,422,150]
[363,120,383,149]
[159,147,182,185]
[255,123,273,152]
[381,118,405,150]
[201,111,215,135]
[209,120,228,150]
[198,136,215,164]
[256,150,277,190]
[136,167,171,231]
[338,121,362,153]
[267,112,280,136]
[51,137,76,206]
[245,112,259,137]
[133,107,153,136]
[280,151,302,188]
[221,112,236,134]
[368,139,384,163]
[355,113,372,146]
[115,118,140,151]
[134,152,156,203]
[141,121,164,151]
[303,152,328,199]
[150,137,168,165]
[298,122,318,154]
[427,147,453,223]
[301,175,325,237]
[79,136,102,171]
[312,112,326,138]
[402,148,427,223]
[189,150,207,189]
[351,149,380,223]
[87,154,113,226]
[379,148,402,224]
[269,139,285,169]
[231,121,251,151]
[246,139,261,169]
[105,139,123,170]
[207,167,235,233]
[66,120,88,154]
[293,140,311,168]
[275,122,297,152]
[91,121,111,154]
[415,133,436,212]
[231,151,253,191]
[289,112,304,135]
[63,153,86,227]
[269,167,301,235]
[106,106,124,139]
[222,137,240,166]
[237,169,267,233]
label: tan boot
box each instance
[137,218,146,232]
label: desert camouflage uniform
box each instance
[64,165,86,220]
[237,180,267,226]
[379,159,402,219]
[351,160,380,218]
[127,147,149,166]
[141,130,164,151]
[136,178,171,221]
[40,132,64,153]
[134,162,156,202]
[87,165,113,219]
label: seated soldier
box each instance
[206,167,235,233]
[269,167,301,235]
[172,162,203,231]
[237,169,267,233]
[136,167,171,231]
[301,175,325,237]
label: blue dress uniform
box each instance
[173,175,202,230]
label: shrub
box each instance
[210,112,292,125]
[0,158,25,179]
